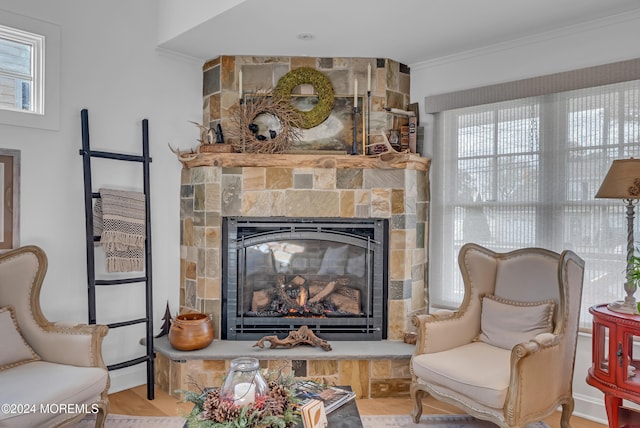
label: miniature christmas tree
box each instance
[156,301,172,338]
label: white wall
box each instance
[0,0,202,392]
[409,9,640,425]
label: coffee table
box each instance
[296,386,363,428]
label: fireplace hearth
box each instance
[222,217,388,340]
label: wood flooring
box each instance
[109,385,606,428]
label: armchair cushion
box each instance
[0,361,108,426]
[478,295,555,350]
[412,341,511,408]
[0,305,40,370]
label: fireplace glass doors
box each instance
[222,217,387,340]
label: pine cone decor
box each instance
[181,375,300,428]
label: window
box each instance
[431,80,640,328]
[0,10,59,130]
[0,24,43,114]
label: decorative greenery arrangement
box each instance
[181,375,300,428]
[228,91,302,154]
[274,67,335,129]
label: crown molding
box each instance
[411,8,640,71]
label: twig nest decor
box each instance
[274,68,335,129]
[228,91,302,154]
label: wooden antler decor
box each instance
[253,326,332,351]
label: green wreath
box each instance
[274,67,335,129]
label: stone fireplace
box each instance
[158,55,431,400]
[178,153,429,341]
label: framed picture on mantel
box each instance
[291,95,364,154]
[0,149,20,251]
[244,94,364,154]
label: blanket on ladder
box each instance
[93,188,146,272]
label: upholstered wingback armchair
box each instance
[0,246,109,427]
[410,243,585,428]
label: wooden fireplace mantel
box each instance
[179,152,431,171]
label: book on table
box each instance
[292,380,356,414]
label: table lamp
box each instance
[596,158,640,314]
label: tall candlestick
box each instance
[354,79,358,107]
[238,70,243,100]
[367,64,371,92]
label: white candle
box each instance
[238,70,243,100]
[354,79,358,107]
[367,63,371,92]
[234,382,255,406]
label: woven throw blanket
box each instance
[93,188,146,273]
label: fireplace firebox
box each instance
[222,217,388,340]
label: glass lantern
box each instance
[220,357,268,406]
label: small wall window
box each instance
[0,24,44,114]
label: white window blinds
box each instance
[430,80,640,328]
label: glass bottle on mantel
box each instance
[220,357,269,407]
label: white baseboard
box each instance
[573,392,607,425]
[107,366,148,394]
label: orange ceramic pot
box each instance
[168,313,214,351]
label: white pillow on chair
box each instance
[478,295,555,350]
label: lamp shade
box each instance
[596,158,640,199]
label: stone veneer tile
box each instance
[185,281,196,308]
[390,229,408,250]
[191,167,205,184]
[243,168,266,190]
[242,191,273,216]
[417,171,428,202]
[271,191,286,216]
[266,168,293,189]
[243,64,276,91]
[181,184,194,198]
[193,184,204,210]
[340,191,355,218]
[204,277,221,299]
[318,58,333,68]
[391,359,411,378]
[355,205,370,218]
[182,218,194,246]
[387,299,411,340]
[355,190,370,205]
[204,248,219,278]
[221,56,235,92]
[390,214,416,230]
[155,354,170,393]
[203,57,220,71]
[308,360,338,376]
[336,169,363,189]
[313,168,335,189]
[204,183,221,212]
[209,93,220,122]
[291,57,316,69]
[416,202,428,223]
[370,379,411,399]
[293,173,313,189]
[412,279,426,311]
[371,188,391,218]
[180,199,194,221]
[221,175,242,215]
[416,222,425,249]
[284,190,340,217]
[206,212,221,227]
[371,360,391,379]
[338,360,369,398]
[363,170,404,189]
[185,261,196,280]
[203,65,220,97]
[389,280,411,300]
[391,189,404,214]
[390,249,412,281]
[170,360,185,397]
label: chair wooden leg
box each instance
[560,398,574,428]
[94,400,109,428]
[410,385,428,423]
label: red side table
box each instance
[587,304,640,427]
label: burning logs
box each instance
[249,275,361,317]
[253,325,332,351]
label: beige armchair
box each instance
[410,243,585,428]
[0,246,109,427]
